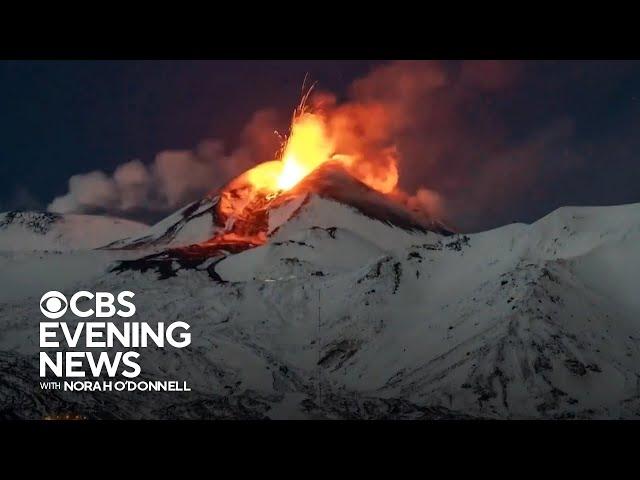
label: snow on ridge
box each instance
[103,197,220,250]
[276,162,453,236]
[100,163,450,252]
[2,201,640,418]
[0,210,147,252]
[269,195,436,252]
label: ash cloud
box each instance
[49,61,580,231]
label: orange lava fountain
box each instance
[244,107,398,197]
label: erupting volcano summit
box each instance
[106,106,450,254]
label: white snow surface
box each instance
[2,201,640,419]
[0,211,147,252]
[104,197,219,250]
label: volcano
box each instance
[106,162,452,280]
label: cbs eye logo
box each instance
[40,291,68,319]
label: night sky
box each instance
[1,60,639,231]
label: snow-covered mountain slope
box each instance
[0,211,147,251]
[0,250,144,303]
[103,198,220,250]
[105,163,451,252]
[269,162,452,236]
[1,201,640,419]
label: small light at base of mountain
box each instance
[43,413,87,420]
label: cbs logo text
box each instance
[39,291,136,319]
